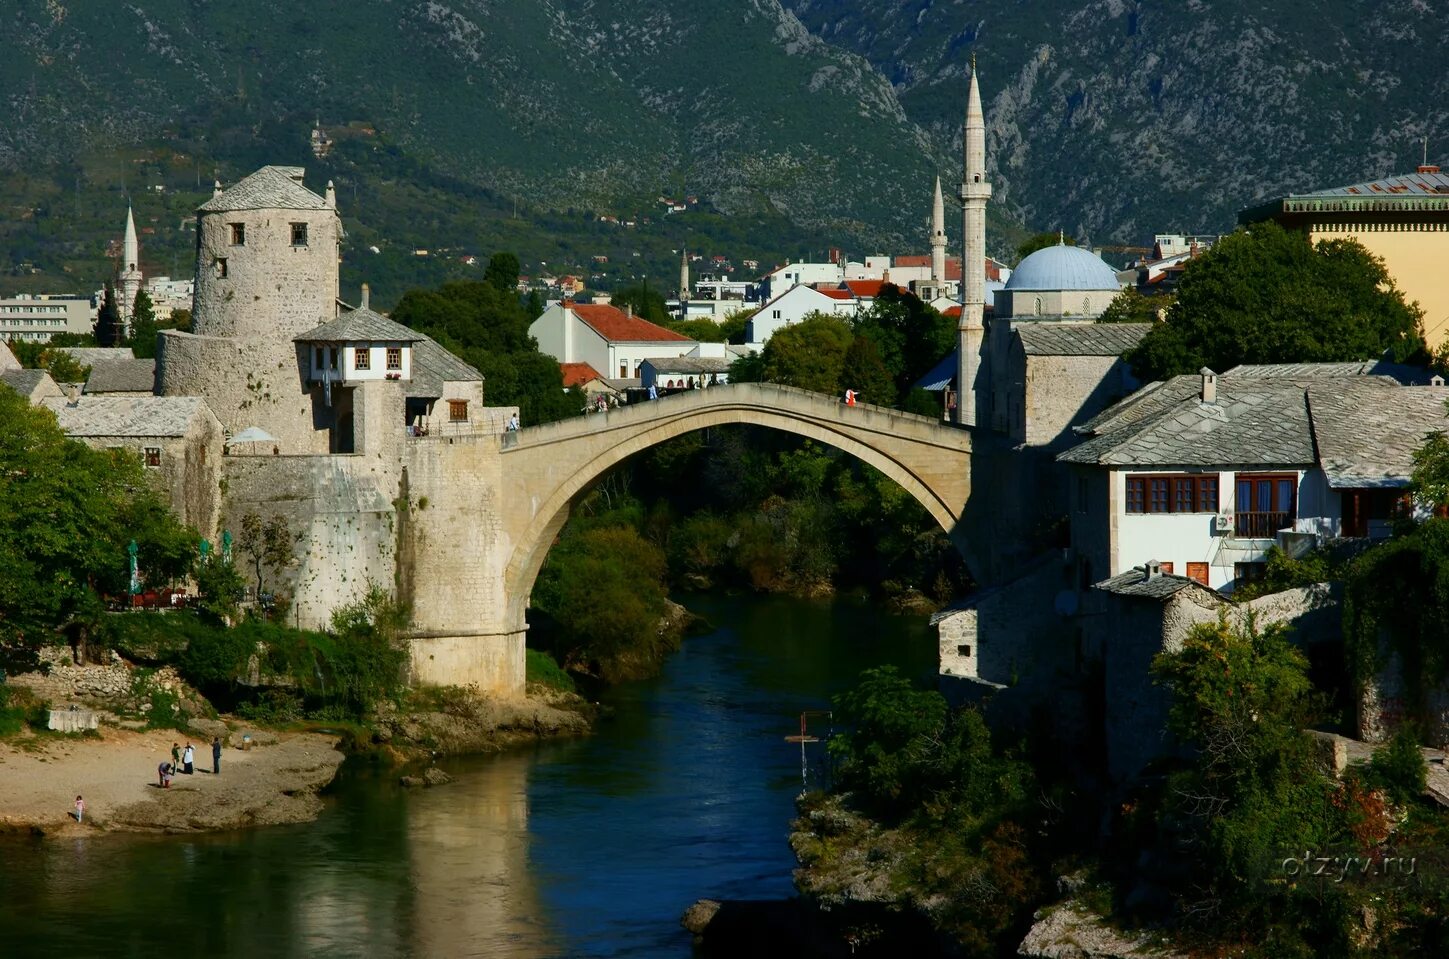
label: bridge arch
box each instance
[497,383,976,633]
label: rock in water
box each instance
[681,899,722,937]
[422,767,453,786]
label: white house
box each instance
[1061,368,1448,592]
[746,285,859,345]
[530,301,696,379]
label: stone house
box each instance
[1004,323,1149,450]
[1060,369,1449,592]
[40,395,224,537]
[640,356,732,390]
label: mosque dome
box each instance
[1004,243,1121,292]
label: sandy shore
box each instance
[0,726,345,837]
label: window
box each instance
[328,347,338,370]
[1186,562,1209,586]
[1235,561,1267,585]
[448,399,468,422]
[290,222,309,247]
[386,347,402,370]
[1234,473,1297,537]
[143,447,161,468]
[354,347,370,371]
[956,644,972,657]
[772,309,781,319]
[214,257,228,278]
[314,346,324,369]
[229,223,245,245]
[1125,474,1218,514]
[1160,562,1175,574]
[620,363,628,377]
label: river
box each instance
[0,594,934,958]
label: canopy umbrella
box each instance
[226,426,279,451]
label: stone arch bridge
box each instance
[400,383,989,692]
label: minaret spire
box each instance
[679,248,690,316]
[930,176,947,285]
[118,202,144,338]
[956,58,991,427]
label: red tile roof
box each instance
[569,304,692,343]
[817,288,855,300]
[943,306,963,318]
[843,280,894,298]
[559,362,604,387]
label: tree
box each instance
[235,512,293,597]
[609,283,671,325]
[129,289,158,359]
[1097,287,1168,325]
[390,278,579,424]
[1126,223,1426,381]
[759,312,852,394]
[0,390,197,668]
[840,335,897,407]
[483,251,520,294]
[524,290,545,320]
[94,283,124,347]
[850,285,954,398]
[669,317,729,342]
[167,308,193,333]
[1015,231,1074,265]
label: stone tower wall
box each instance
[192,206,340,341]
[157,330,331,453]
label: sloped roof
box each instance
[642,356,733,375]
[295,308,422,343]
[0,341,19,372]
[1094,566,1215,601]
[914,349,958,392]
[842,279,893,298]
[1015,323,1150,357]
[560,362,604,388]
[408,335,482,399]
[41,396,207,437]
[570,303,691,343]
[1224,359,1435,385]
[54,347,134,366]
[84,358,155,394]
[198,166,332,212]
[1303,171,1449,198]
[1060,375,1320,468]
[1,369,59,399]
[1309,382,1449,489]
[817,289,855,300]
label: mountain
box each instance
[783,0,1449,241]
[2,2,1446,300]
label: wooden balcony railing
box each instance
[1235,510,1292,538]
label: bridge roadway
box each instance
[402,383,981,692]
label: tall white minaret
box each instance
[930,176,947,286]
[678,249,691,318]
[118,203,143,336]
[956,59,991,427]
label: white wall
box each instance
[746,285,849,344]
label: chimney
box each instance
[360,283,370,310]
[1145,559,1162,580]
[1200,367,1217,404]
[1434,374,1446,387]
[325,179,336,210]
[1419,164,1441,174]
[212,179,223,199]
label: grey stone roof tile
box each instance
[41,396,206,437]
[407,336,483,399]
[1,369,53,397]
[198,166,332,212]
[84,358,155,394]
[295,309,422,343]
[1309,382,1449,488]
[1094,566,1216,600]
[1015,322,1151,356]
[54,347,134,366]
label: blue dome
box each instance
[1004,244,1121,292]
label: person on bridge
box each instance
[647,384,658,401]
[844,389,857,407]
[507,413,520,431]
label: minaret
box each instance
[956,58,991,427]
[679,248,690,317]
[118,203,143,337]
[930,176,947,285]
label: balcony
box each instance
[1235,510,1292,539]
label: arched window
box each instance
[1034,297,1043,316]
[1083,296,1092,314]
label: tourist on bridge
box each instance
[844,389,857,407]
[507,412,520,432]
[647,383,658,401]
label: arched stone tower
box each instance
[157,166,341,452]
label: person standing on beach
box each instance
[212,736,222,775]
[74,796,84,823]
[182,743,195,775]
[171,741,181,774]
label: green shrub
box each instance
[1366,726,1428,807]
[526,648,575,692]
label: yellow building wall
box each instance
[1310,225,1449,350]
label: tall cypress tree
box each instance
[93,283,124,347]
[129,289,158,358]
